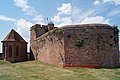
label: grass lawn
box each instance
[0,60,120,80]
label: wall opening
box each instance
[16,46,19,56]
[9,45,12,57]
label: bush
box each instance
[54,28,62,34]
[75,38,83,47]
[112,25,118,30]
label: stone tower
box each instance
[47,22,54,30]
[1,29,27,62]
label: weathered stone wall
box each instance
[2,42,27,62]
[35,29,65,66]
[30,24,119,68]
[30,41,37,60]
[62,24,119,68]
[30,24,46,42]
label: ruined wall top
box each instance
[31,23,115,41]
[30,24,39,31]
[60,24,112,30]
[30,22,55,31]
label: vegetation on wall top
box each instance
[112,25,118,30]
[54,28,63,34]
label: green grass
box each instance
[0,60,120,80]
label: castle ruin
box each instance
[30,23,119,68]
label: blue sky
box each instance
[0,0,120,52]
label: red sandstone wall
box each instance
[30,41,37,59]
[2,42,27,62]
[62,25,119,68]
[30,24,119,68]
[35,29,65,66]
[30,28,37,43]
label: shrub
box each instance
[75,38,83,47]
[112,25,118,30]
[54,28,62,34]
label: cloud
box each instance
[1,2,112,52]
[51,3,96,26]
[13,0,45,51]
[57,3,72,15]
[103,0,120,5]
[15,19,33,39]
[73,9,95,24]
[51,15,61,23]
[93,0,120,5]
[14,0,44,22]
[80,16,110,24]
[14,0,36,16]
[58,17,72,27]
[94,0,101,5]
[33,15,44,23]
[51,3,73,27]
[15,19,33,51]
[0,15,33,52]
[0,15,17,22]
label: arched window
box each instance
[16,46,19,56]
[9,45,12,57]
[2,44,5,57]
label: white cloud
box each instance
[0,2,112,52]
[52,16,72,27]
[51,3,111,27]
[52,4,96,26]
[0,16,33,52]
[94,0,101,5]
[14,0,44,23]
[73,9,95,24]
[15,19,33,39]
[14,0,36,16]
[103,0,120,5]
[0,15,17,22]
[33,15,44,22]
[93,0,120,5]
[13,0,46,51]
[58,17,72,27]
[51,3,73,27]
[51,15,61,23]
[80,16,110,24]
[15,19,33,52]
[57,3,72,15]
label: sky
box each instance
[0,0,120,52]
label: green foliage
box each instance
[112,25,118,30]
[75,38,83,47]
[54,28,62,34]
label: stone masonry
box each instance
[1,29,27,62]
[30,24,119,68]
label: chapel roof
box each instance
[2,29,27,42]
